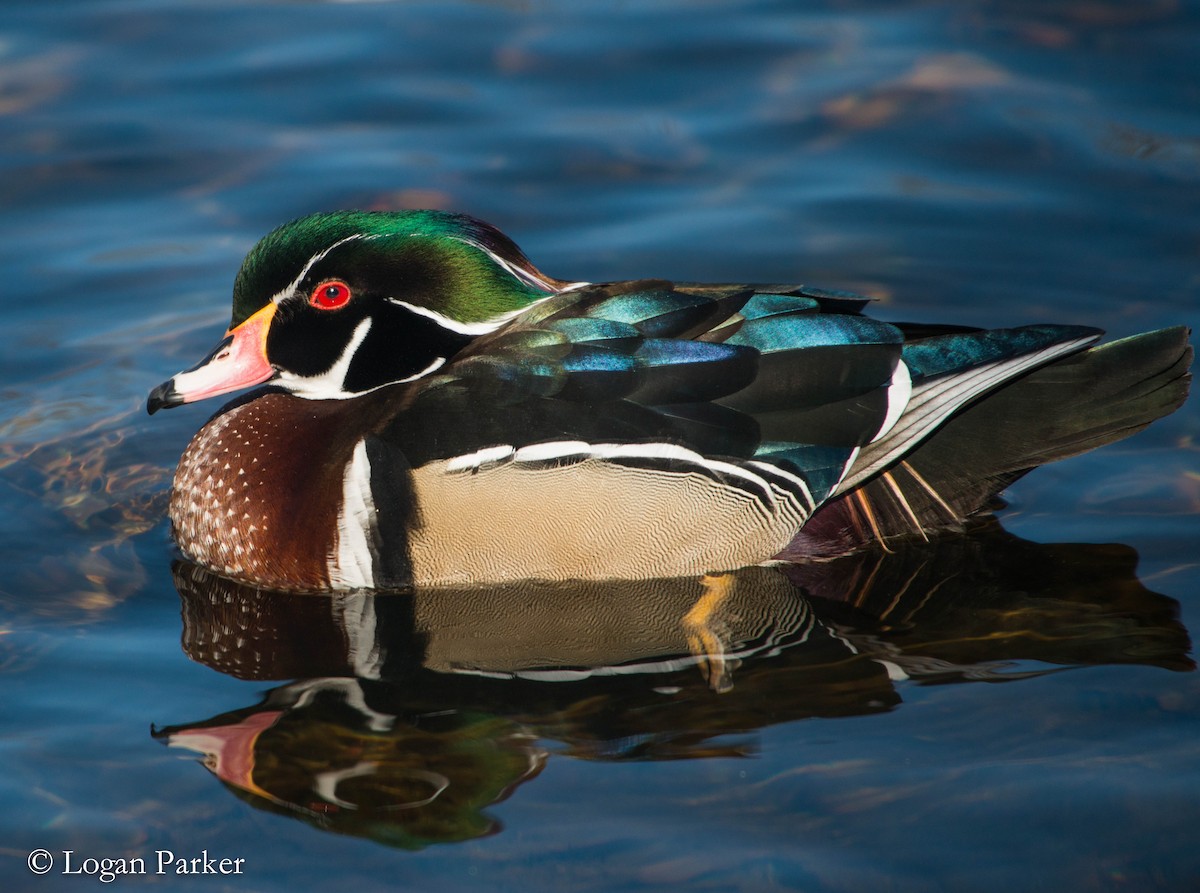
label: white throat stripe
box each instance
[277,317,372,399]
[387,298,530,336]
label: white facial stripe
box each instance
[386,298,540,336]
[273,229,584,337]
[271,233,367,304]
[276,328,444,399]
[329,439,376,590]
[276,317,373,399]
[395,356,447,383]
[447,234,556,293]
[387,233,586,333]
[468,242,590,294]
[328,316,373,384]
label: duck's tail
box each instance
[784,325,1192,556]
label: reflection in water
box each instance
[155,524,1191,849]
[158,683,544,850]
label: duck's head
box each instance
[147,210,567,413]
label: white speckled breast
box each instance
[172,406,264,579]
[169,394,814,591]
[169,394,346,590]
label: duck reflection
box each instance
[154,523,1191,848]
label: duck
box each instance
[147,210,1192,592]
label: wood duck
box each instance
[147,211,1192,592]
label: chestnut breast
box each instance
[169,392,385,590]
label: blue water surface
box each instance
[3,1,1200,891]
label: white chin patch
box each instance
[277,319,448,400]
[277,318,373,399]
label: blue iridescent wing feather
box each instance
[392,280,1110,521]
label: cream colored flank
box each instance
[406,451,809,586]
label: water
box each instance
[3,1,1200,890]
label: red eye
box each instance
[309,280,352,310]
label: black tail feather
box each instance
[785,326,1192,556]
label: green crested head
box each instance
[147,210,575,409]
[230,210,559,327]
